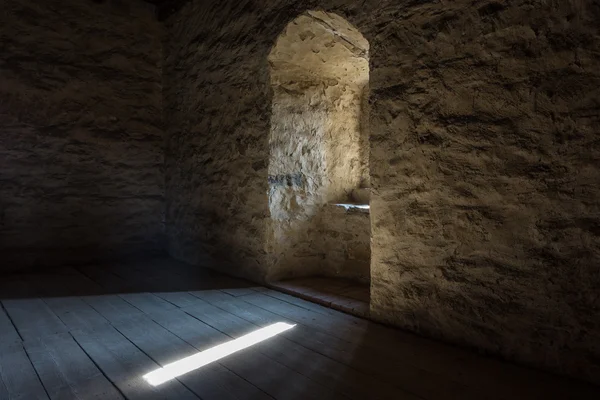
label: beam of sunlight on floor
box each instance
[143,322,296,386]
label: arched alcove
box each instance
[266,11,371,294]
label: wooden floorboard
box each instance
[43,297,111,332]
[243,290,586,400]
[234,292,502,400]
[0,258,598,400]
[160,306,347,400]
[178,297,408,400]
[112,314,273,400]
[154,291,207,308]
[119,293,177,315]
[0,344,49,400]
[24,334,124,400]
[2,299,69,341]
[189,290,461,400]
[71,326,200,400]
[237,291,597,400]
[82,295,145,324]
[76,265,134,293]
[0,304,21,346]
[221,287,258,297]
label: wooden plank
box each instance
[190,290,237,304]
[244,291,426,351]
[190,291,457,400]
[0,304,21,346]
[77,265,134,293]
[0,374,7,400]
[182,301,264,338]
[0,344,49,400]
[188,290,391,386]
[113,314,272,400]
[2,299,68,341]
[220,287,258,297]
[255,290,567,399]
[82,295,144,324]
[43,297,110,332]
[154,291,207,308]
[71,326,199,400]
[259,291,590,400]
[257,289,515,391]
[149,309,228,350]
[24,333,123,400]
[240,293,361,340]
[259,289,487,373]
[236,293,481,400]
[161,307,342,400]
[180,300,405,400]
[119,293,176,315]
[181,302,349,400]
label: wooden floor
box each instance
[0,258,597,400]
[269,277,370,318]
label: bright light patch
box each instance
[335,203,370,211]
[143,322,296,386]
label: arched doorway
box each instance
[267,11,371,314]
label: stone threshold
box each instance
[267,277,370,318]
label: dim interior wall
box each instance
[164,0,600,383]
[0,0,164,271]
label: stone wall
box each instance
[266,79,370,281]
[267,14,371,281]
[0,0,164,271]
[163,0,600,383]
[318,205,371,283]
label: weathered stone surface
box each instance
[163,0,600,384]
[0,0,164,270]
[267,13,370,281]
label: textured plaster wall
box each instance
[0,0,164,271]
[164,0,600,383]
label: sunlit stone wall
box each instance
[266,13,370,281]
[164,0,600,384]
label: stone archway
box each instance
[266,11,371,285]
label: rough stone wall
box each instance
[0,0,164,271]
[318,205,371,283]
[269,11,370,205]
[267,80,369,281]
[164,0,600,383]
[367,0,600,385]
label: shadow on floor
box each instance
[0,257,256,299]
